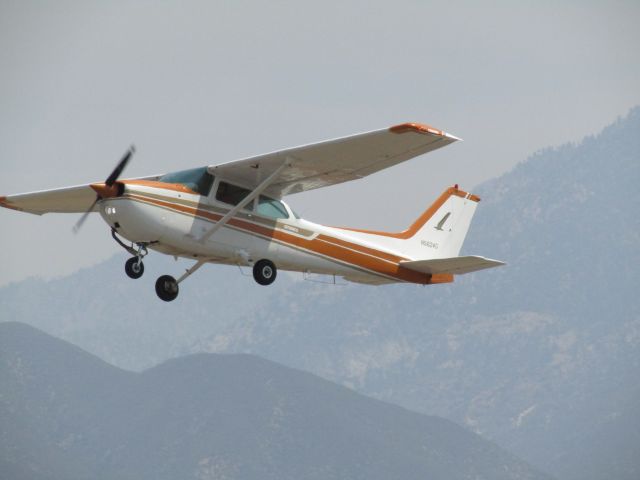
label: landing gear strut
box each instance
[154,259,207,302]
[124,243,148,279]
[253,259,277,286]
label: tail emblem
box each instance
[435,212,451,231]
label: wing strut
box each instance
[198,159,291,243]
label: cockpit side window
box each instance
[215,181,254,210]
[257,196,289,219]
[158,167,214,196]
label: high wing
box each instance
[400,256,505,275]
[1,122,458,214]
[208,122,460,198]
[0,175,161,215]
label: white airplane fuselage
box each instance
[99,180,447,286]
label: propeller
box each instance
[73,145,135,234]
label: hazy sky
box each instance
[1,0,639,286]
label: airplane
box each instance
[0,122,505,301]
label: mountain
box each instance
[1,107,639,479]
[0,322,550,480]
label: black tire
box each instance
[155,275,179,302]
[125,257,144,279]
[253,259,277,286]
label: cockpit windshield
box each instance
[159,167,214,196]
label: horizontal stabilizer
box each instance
[400,256,505,275]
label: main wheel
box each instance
[253,259,277,286]
[155,275,179,302]
[125,257,144,279]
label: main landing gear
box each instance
[111,231,279,301]
[253,259,277,286]
[155,275,179,302]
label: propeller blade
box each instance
[73,145,135,234]
[72,196,100,234]
[105,145,135,186]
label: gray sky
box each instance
[1,0,639,286]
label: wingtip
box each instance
[444,132,463,142]
[0,195,21,212]
[390,122,462,142]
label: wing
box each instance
[0,184,98,215]
[0,175,162,215]
[208,122,460,198]
[400,256,505,275]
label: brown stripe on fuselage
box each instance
[122,191,432,284]
[125,188,318,237]
[316,235,404,264]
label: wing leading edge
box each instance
[209,122,460,198]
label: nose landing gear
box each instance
[124,243,148,279]
[125,257,144,279]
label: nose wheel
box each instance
[125,257,144,279]
[123,243,148,279]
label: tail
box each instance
[401,185,480,259]
[337,186,481,259]
[397,186,505,276]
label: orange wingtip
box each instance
[0,196,22,211]
[390,122,444,136]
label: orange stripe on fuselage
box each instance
[123,192,433,284]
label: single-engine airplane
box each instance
[1,122,504,301]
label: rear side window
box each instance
[257,196,288,219]
[215,181,254,210]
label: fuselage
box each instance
[99,179,439,286]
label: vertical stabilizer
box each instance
[405,187,480,259]
[334,186,481,261]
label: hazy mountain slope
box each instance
[0,322,550,480]
[1,108,638,479]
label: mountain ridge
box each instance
[0,321,551,480]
